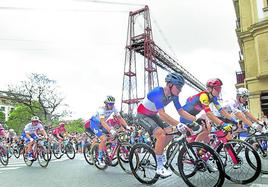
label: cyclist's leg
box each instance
[195,122,211,143]
[137,114,172,176]
[154,115,173,149]
[89,119,106,162]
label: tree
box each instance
[65,119,84,133]
[0,111,5,124]
[7,73,70,122]
[6,104,33,133]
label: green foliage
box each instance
[65,118,84,133]
[6,104,33,133]
[0,111,5,124]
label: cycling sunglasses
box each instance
[174,84,182,92]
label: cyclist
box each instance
[214,88,263,131]
[21,116,48,160]
[52,122,67,142]
[87,96,131,166]
[7,129,17,145]
[180,78,237,142]
[0,123,6,138]
[137,72,197,177]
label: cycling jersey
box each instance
[180,91,222,124]
[137,87,182,115]
[89,105,120,137]
[222,99,248,114]
[21,123,44,143]
[52,126,66,136]
[23,123,44,134]
[91,106,120,123]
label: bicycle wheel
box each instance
[37,145,50,168]
[216,139,261,184]
[23,150,33,167]
[7,147,13,158]
[254,135,268,174]
[46,142,52,161]
[178,142,225,187]
[92,144,108,170]
[0,146,9,166]
[52,143,63,159]
[65,143,76,159]
[117,142,136,174]
[129,143,159,185]
[83,143,93,165]
[166,140,183,176]
[13,145,21,159]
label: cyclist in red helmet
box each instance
[180,78,236,142]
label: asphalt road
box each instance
[0,154,268,187]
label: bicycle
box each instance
[91,131,137,173]
[209,121,262,184]
[52,137,76,160]
[234,124,268,174]
[129,128,225,187]
[23,138,50,168]
[83,131,98,165]
[0,138,9,166]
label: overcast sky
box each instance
[0,0,241,120]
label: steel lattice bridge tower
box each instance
[121,5,206,116]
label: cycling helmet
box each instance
[104,95,115,104]
[31,116,40,121]
[237,88,249,97]
[59,122,65,128]
[206,78,223,88]
[165,72,185,87]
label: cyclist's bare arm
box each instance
[178,109,196,122]
[158,109,178,126]
[207,111,224,125]
[235,111,253,126]
[244,111,259,123]
[100,118,112,131]
[220,109,236,122]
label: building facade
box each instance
[233,0,268,118]
[0,92,15,122]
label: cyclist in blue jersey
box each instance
[86,96,131,166]
[137,72,197,177]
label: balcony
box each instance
[236,71,245,84]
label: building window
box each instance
[0,106,5,112]
[264,0,268,9]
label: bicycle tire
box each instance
[129,143,159,185]
[166,140,182,176]
[216,139,261,184]
[83,143,93,165]
[92,144,108,170]
[117,142,135,174]
[65,143,76,159]
[178,142,225,187]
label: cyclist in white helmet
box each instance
[86,96,131,166]
[21,116,48,160]
[213,88,263,131]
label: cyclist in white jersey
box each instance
[87,96,131,166]
[213,88,263,131]
[21,116,48,160]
